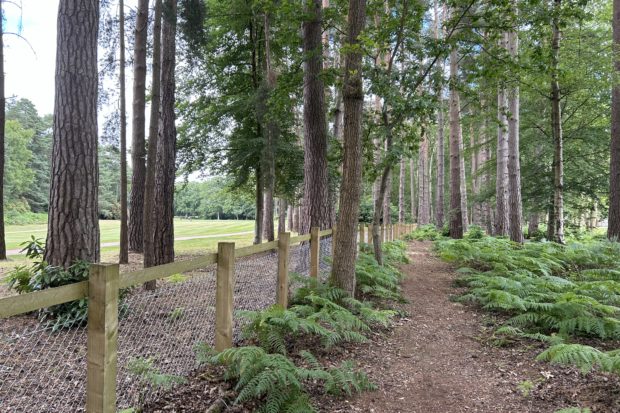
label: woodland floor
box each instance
[140,242,620,412]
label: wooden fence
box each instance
[0,223,414,413]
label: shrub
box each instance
[404,224,443,241]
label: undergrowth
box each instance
[198,240,408,412]
[435,235,620,380]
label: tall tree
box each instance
[611,0,620,241]
[144,0,176,268]
[330,0,366,295]
[507,23,524,243]
[119,0,129,264]
[418,128,431,225]
[0,1,6,260]
[434,0,445,229]
[300,0,330,233]
[398,158,405,223]
[550,0,565,244]
[143,0,162,273]
[448,19,463,239]
[410,158,416,222]
[495,42,510,236]
[45,0,100,268]
[129,0,149,252]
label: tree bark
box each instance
[301,0,330,233]
[528,212,539,237]
[144,0,176,268]
[434,0,445,230]
[0,2,6,260]
[330,0,366,294]
[287,204,294,232]
[129,0,149,252]
[507,27,524,243]
[418,129,431,225]
[610,0,620,241]
[459,122,468,232]
[383,166,392,225]
[45,0,100,268]
[551,0,565,244]
[278,198,287,235]
[254,167,264,244]
[496,57,510,236]
[398,158,405,223]
[119,0,129,264]
[143,0,162,277]
[448,44,463,239]
[409,158,416,223]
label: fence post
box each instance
[310,227,320,278]
[277,232,291,308]
[368,224,373,247]
[216,242,235,352]
[86,263,119,413]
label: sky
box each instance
[4,0,59,115]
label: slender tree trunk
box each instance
[301,0,330,233]
[287,204,294,232]
[330,0,366,294]
[528,212,539,237]
[278,198,287,235]
[448,44,463,239]
[410,158,416,223]
[254,167,264,244]
[261,12,277,242]
[546,192,556,240]
[551,0,565,244]
[418,130,431,225]
[0,2,6,260]
[129,0,149,252]
[507,27,524,243]
[45,0,100,268]
[144,0,177,268]
[398,158,405,223]
[609,0,620,241]
[434,0,445,229]
[142,0,162,288]
[470,123,479,225]
[119,0,129,264]
[459,122,468,232]
[383,167,392,225]
[496,67,510,235]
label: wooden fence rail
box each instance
[0,223,417,412]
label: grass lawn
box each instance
[3,218,255,255]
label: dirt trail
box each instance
[335,241,542,413]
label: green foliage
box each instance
[175,178,256,220]
[355,251,405,302]
[166,273,189,283]
[128,357,186,390]
[537,344,620,375]
[405,224,443,241]
[204,346,374,413]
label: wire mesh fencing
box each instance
[0,313,87,412]
[319,234,333,282]
[116,266,217,410]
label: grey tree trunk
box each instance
[0,2,6,260]
[254,166,264,244]
[496,64,510,236]
[129,0,149,252]
[410,158,416,223]
[142,0,161,291]
[434,0,445,229]
[528,213,540,237]
[470,123,479,226]
[459,122,468,232]
[610,0,620,241]
[330,0,366,294]
[383,167,392,225]
[277,199,287,235]
[398,158,405,223]
[551,0,565,244]
[287,204,294,232]
[417,130,431,225]
[301,0,330,233]
[119,0,129,264]
[45,0,100,268]
[448,45,463,239]
[144,0,177,268]
[507,27,524,243]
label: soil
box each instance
[144,241,620,413]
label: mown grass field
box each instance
[0,219,256,271]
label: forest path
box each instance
[336,241,542,413]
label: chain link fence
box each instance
[0,230,338,412]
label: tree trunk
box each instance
[398,158,405,223]
[0,2,6,260]
[144,0,177,268]
[128,0,149,252]
[254,166,264,244]
[434,0,445,230]
[528,212,539,237]
[301,0,330,233]
[507,27,524,243]
[278,198,287,235]
[287,204,293,232]
[330,0,366,294]
[496,64,510,236]
[610,0,620,241]
[45,0,100,268]
[119,0,129,264]
[142,0,161,291]
[261,12,277,242]
[470,123,479,226]
[418,129,431,225]
[448,44,463,239]
[459,122,468,232]
[409,158,416,223]
[383,167,392,225]
[551,0,565,244]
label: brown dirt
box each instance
[144,241,620,412]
